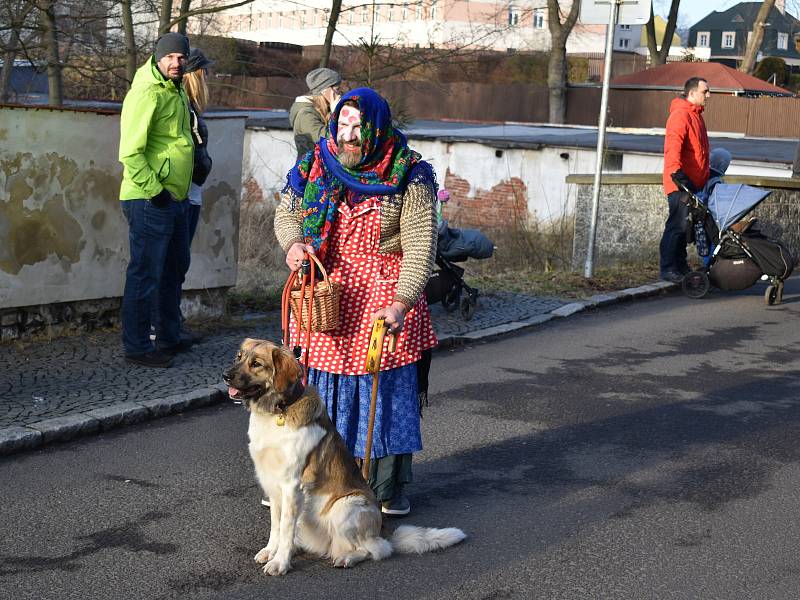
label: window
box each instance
[602,151,623,172]
[778,32,789,50]
[278,12,283,27]
[722,31,736,48]
[431,1,437,20]
[508,4,520,26]
[402,4,408,20]
[387,4,394,21]
[300,10,306,27]
[533,8,544,29]
[618,38,629,49]
[362,5,369,22]
[620,24,630,30]
[696,31,710,47]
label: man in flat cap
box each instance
[289,67,342,160]
[118,32,194,368]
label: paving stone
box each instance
[550,303,586,318]
[27,414,100,444]
[84,403,150,430]
[0,426,42,455]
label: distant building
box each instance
[688,0,800,67]
[200,0,636,54]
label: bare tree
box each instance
[39,0,63,105]
[645,0,680,66]
[320,0,343,68]
[158,0,173,34]
[120,0,138,83]
[0,0,39,102]
[176,0,191,34]
[547,0,580,124]
[741,0,776,74]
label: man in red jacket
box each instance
[660,77,710,283]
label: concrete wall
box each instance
[241,126,792,233]
[570,174,800,270]
[0,105,246,319]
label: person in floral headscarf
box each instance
[274,88,438,517]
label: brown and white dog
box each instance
[223,338,466,576]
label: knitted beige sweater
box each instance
[274,182,437,308]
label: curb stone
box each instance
[0,282,676,457]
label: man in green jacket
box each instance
[119,32,194,368]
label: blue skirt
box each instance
[309,363,422,459]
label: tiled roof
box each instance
[610,61,793,96]
[692,2,800,30]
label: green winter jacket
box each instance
[119,57,194,201]
[289,96,327,160]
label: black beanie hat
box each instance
[155,33,190,61]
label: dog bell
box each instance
[276,414,286,426]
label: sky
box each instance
[656,0,799,28]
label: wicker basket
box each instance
[289,253,342,332]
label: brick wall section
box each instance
[442,171,529,229]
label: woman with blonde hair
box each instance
[165,47,213,347]
[289,67,342,161]
[182,48,213,242]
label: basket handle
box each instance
[304,252,333,292]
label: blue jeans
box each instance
[659,191,689,274]
[121,199,190,355]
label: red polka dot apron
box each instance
[289,195,438,375]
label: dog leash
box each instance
[362,318,397,480]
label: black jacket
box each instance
[190,103,213,186]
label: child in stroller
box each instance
[678,155,795,305]
[424,190,495,319]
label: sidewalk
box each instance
[0,283,675,455]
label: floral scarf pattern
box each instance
[285,87,434,256]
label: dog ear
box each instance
[272,346,301,394]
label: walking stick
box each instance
[362,318,397,480]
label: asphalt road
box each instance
[3,280,800,600]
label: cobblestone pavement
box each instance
[0,284,672,453]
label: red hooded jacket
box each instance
[662,97,709,194]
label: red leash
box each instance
[281,252,316,386]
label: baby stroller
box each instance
[425,219,494,320]
[678,178,795,305]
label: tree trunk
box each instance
[159,0,174,35]
[546,0,580,124]
[645,6,659,65]
[176,0,191,35]
[320,0,343,68]
[41,0,63,107]
[740,0,776,74]
[645,0,681,66]
[792,140,800,177]
[120,0,137,86]
[548,33,568,123]
[0,49,17,103]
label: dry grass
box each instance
[228,193,662,315]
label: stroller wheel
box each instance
[681,270,710,299]
[460,296,476,320]
[442,288,460,313]
[765,284,781,306]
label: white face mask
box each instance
[336,105,362,168]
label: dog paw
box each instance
[263,557,290,576]
[254,546,274,564]
[332,556,351,568]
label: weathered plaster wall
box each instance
[242,127,792,235]
[0,106,246,312]
[570,174,800,270]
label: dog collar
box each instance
[274,379,306,423]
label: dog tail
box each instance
[390,525,466,554]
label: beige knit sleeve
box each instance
[274,188,305,252]
[396,181,437,308]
